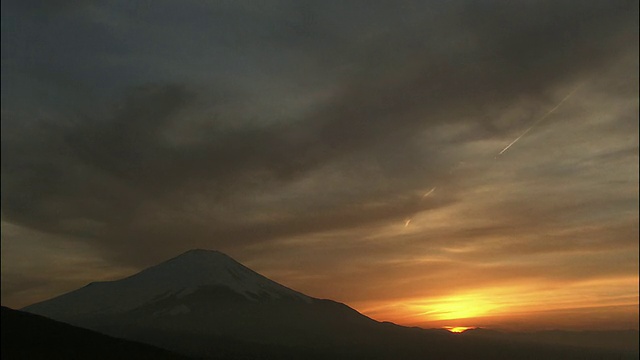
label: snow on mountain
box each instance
[23,249,311,319]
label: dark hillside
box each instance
[1,306,190,360]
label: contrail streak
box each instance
[422,187,436,198]
[498,125,534,155]
[404,187,436,227]
[498,85,583,155]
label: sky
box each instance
[1,0,638,331]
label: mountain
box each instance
[22,249,639,360]
[1,306,190,360]
[23,249,397,357]
[24,249,312,321]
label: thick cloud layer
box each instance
[2,0,638,329]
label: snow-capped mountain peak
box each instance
[23,249,311,319]
[129,248,309,300]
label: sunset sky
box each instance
[2,1,638,331]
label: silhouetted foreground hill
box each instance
[20,250,640,360]
[462,327,639,353]
[1,306,190,360]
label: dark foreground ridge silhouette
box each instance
[21,249,639,359]
[1,306,188,360]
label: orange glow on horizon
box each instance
[410,293,498,321]
[444,326,475,333]
[354,277,639,331]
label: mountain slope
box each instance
[1,306,190,360]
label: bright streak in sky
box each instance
[422,187,436,198]
[404,187,436,227]
[498,84,583,155]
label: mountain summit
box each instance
[144,249,310,302]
